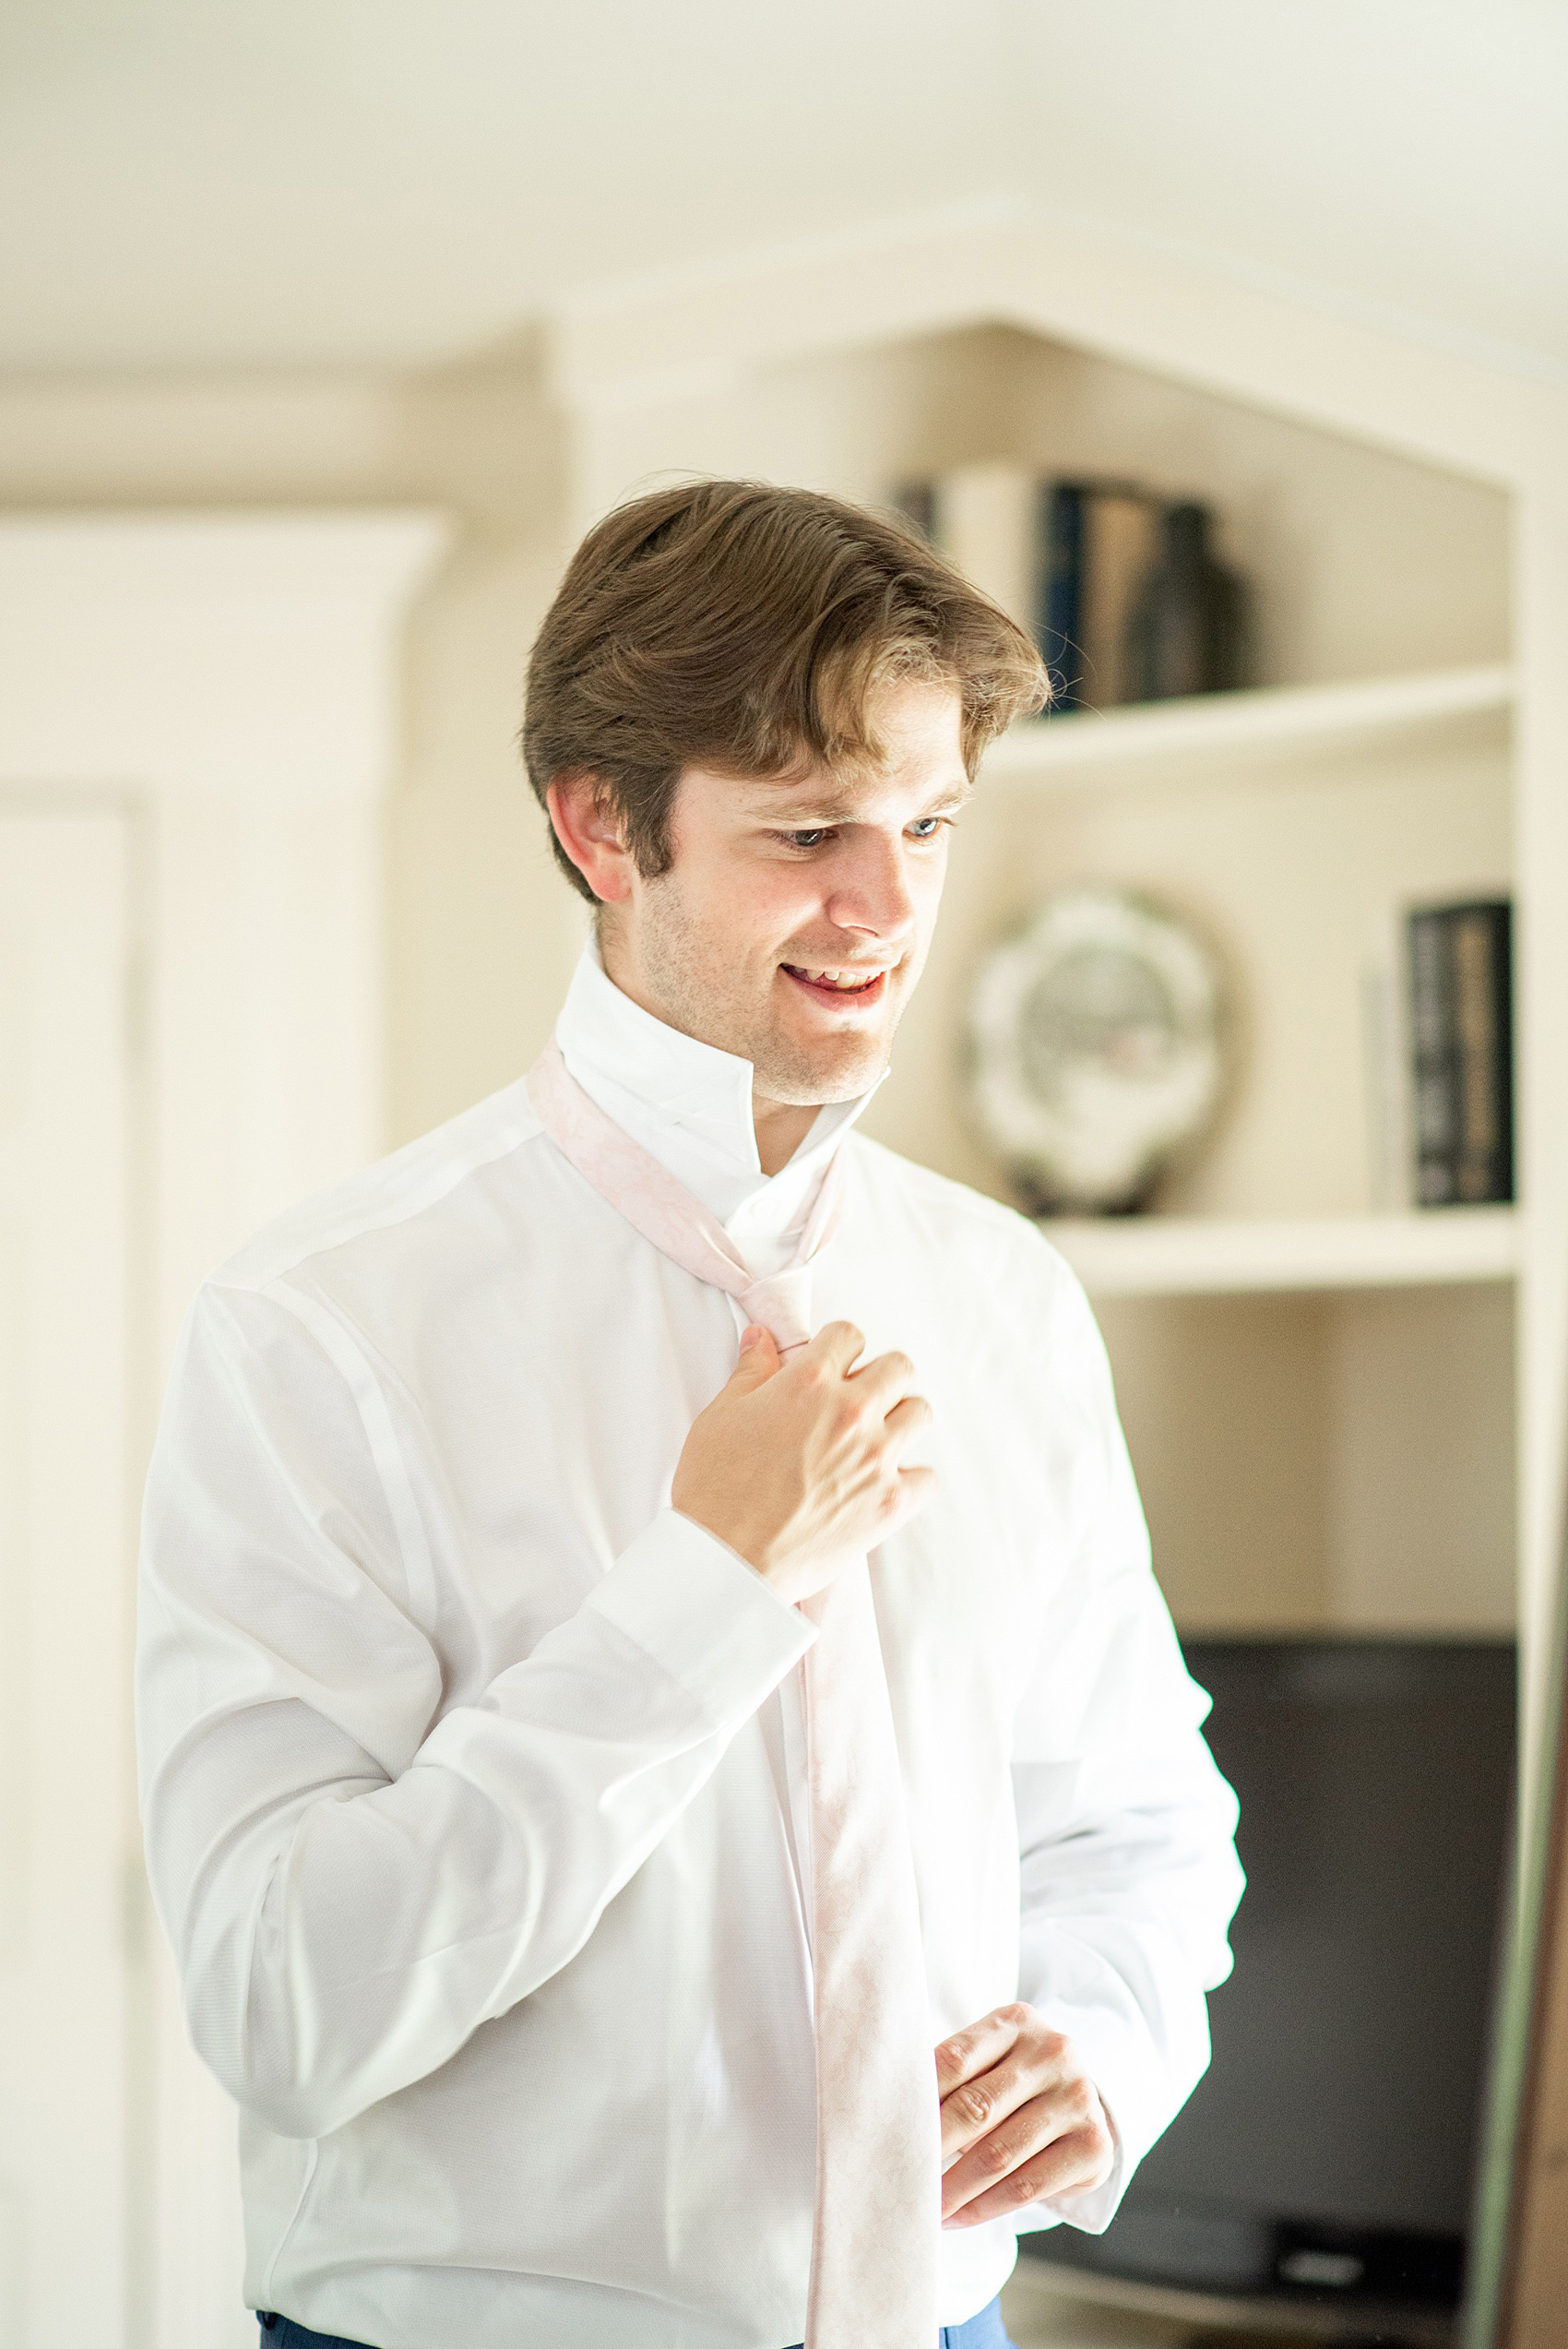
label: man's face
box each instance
[605,679,968,1110]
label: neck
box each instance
[752,1094,822,1177]
[597,917,829,1180]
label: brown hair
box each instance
[521,477,1049,901]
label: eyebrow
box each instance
[749,775,973,825]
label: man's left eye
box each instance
[907,817,944,840]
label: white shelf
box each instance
[1045,1208,1519,1298]
[982,662,1513,788]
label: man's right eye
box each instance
[780,829,833,850]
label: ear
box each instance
[546,774,635,904]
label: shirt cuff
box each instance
[585,1507,814,1733]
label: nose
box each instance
[823,832,919,943]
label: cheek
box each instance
[663,857,792,965]
[731,870,821,957]
[906,848,950,945]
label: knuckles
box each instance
[933,2036,973,2085]
[949,2083,992,2133]
[1063,2078,1097,2127]
[972,2131,1016,2181]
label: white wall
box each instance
[1096,1285,1517,1635]
[0,344,584,1151]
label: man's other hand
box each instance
[671,1320,935,1604]
[936,2004,1115,2227]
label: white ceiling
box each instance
[2,0,1563,384]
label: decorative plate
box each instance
[966,887,1226,1212]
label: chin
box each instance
[754,1031,891,1106]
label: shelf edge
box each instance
[985,662,1514,785]
[1044,1210,1519,1298]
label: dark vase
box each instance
[1125,502,1248,700]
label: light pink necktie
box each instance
[529,1041,941,2349]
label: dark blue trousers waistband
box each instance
[258,2290,1016,2348]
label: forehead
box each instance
[695,678,968,821]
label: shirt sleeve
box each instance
[136,1279,813,2142]
[1005,1254,1244,2236]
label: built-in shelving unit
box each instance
[532,201,1568,2349]
[983,661,1513,788]
[1047,1207,1518,1299]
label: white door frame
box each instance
[0,510,447,2349]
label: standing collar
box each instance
[552,943,881,1252]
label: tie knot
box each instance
[527,1041,844,1353]
[738,1267,814,1353]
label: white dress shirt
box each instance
[137,946,1242,2349]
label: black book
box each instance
[1407,900,1514,1206]
[1039,482,1085,707]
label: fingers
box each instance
[845,1345,921,1413]
[881,1393,933,1457]
[934,2008,1114,2227]
[942,2060,1094,2191]
[883,1463,937,1532]
[938,2007,1073,2170]
[796,1329,923,1429]
[941,2101,1114,2227]
[935,2006,1028,2103]
[805,1320,867,1375]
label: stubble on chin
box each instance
[630,888,897,1104]
[745,1021,891,1107]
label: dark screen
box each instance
[1131,1637,1515,2234]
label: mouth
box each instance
[779,962,891,1009]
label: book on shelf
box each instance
[1039,481,1161,710]
[893,462,1038,638]
[893,468,1248,711]
[1407,898,1514,1207]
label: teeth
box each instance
[791,966,880,989]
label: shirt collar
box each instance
[553,943,881,1249]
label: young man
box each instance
[138,481,1241,2349]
